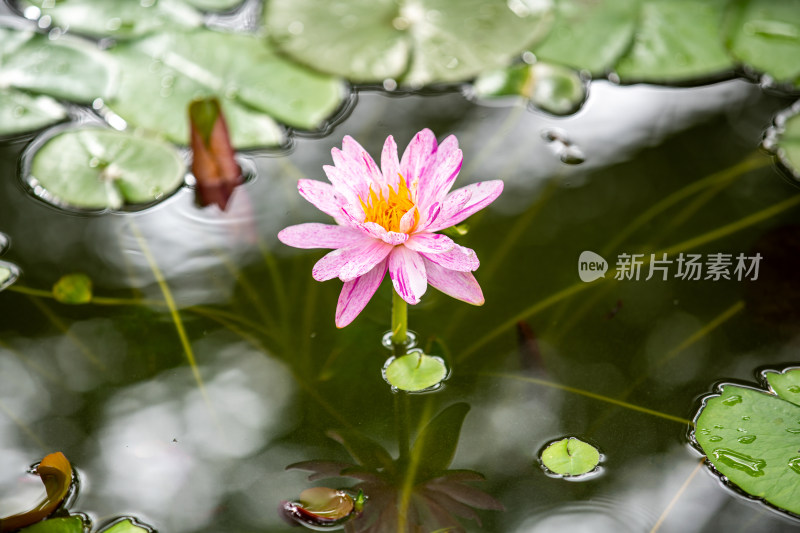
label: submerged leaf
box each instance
[0,453,74,533]
[540,437,600,476]
[27,127,185,210]
[326,429,394,472]
[105,28,343,147]
[52,273,93,305]
[412,402,470,475]
[189,98,241,209]
[265,0,554,85]
[694,379,800,515]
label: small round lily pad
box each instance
[27,127,186,210]
[383,352,448,392]
[540,437,600,476]
[52,273,92,304]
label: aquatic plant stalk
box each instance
[391,289,408,346]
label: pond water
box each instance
[2,3,800,532]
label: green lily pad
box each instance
[383,352,448,392]
[694,377,800,515]
[53,273,92,304]
[472,61,586,116]
[17,0,203,39]
[0,27,114,103]
[28,127,186,210]
[17,516,85,533]
[532,0,640,75]
[540,437,600,476]
[105,28,344,148]
[772,106,800,180]
[724,0,800,86]
[766,368,800,407]
[265,0,555,85]
[614,0,735,83]
[0,89,67,136]
[97,518,150,533]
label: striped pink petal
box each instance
[312,238,393,282]
[421,244,479,272]
[388,246,427,304]
[400,129,437,191]
[404,233,455,254]
[416,135,462,209]
[335,259,388,328]
[424,258,484,305]
[297,179,348,221]
[278,223,363,249]
[427,180,504,232]
[381,135,401,187]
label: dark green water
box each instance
[2,31,800,532]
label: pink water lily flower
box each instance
[278,128,503,328]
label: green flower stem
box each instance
[391,289,407,348]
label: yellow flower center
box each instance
[359,174,419,233]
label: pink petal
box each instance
[298,179,348,221]
[331,148,371,198]
[335,259,388,328]
[421,187,471,231]
[278,223,363,249]
[427,180,504,232]
[416,135,462,208]
[381,135,401,186]
[322,165,360,205]
[421,244,479,272]
[404,233,455,254]
[423,258,484,305]
[398,207,418,234]
[343,135,383,188]
[400,129,437,192]
[388,246,427,305]
[313,238,393,282]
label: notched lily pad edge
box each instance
[762,100,800,182]
[537,436,604,481]
[688,366,800,522]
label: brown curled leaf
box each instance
[0,452,74,532]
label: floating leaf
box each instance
[540,437,600,477]
[412,402,470,475]
[17,0,202,39]
[724,0,800,86]
[280,487,360,529]
[52,273,93,304]
[383,352,448,392]
[97,518,151,533]
[0,452,74,532]
[694,377,800,515]
[765,368,800,408]
[265,0,555,85]
[28,127,186,210]
[0,27,113,103]
[532,0,639,75]
[0,89,67,136]
[182,0,243,11]
[472,61,586,116]
[105,28,344,148]
[14,517,84,533]
[614,0,735,83]
[189,98,241,209]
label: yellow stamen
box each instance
[359,174,419,233]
